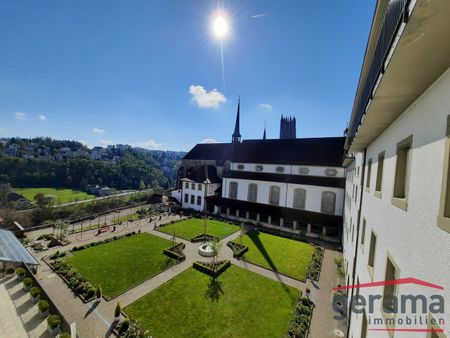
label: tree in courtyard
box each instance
[53,219,68,239]
[210,241,222,266]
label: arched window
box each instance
[247,183,258,202]
[229,181,238,199]
[321,191,336,214]
[293,188,306,210]
[269,185,280,205]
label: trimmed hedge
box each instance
[307,247,324,281]
[71,232,136,252]
[163,243,186,261]
[193,260,231,278]
[285,296,314,338]
[191,233,219,243]
[227,241,248,258]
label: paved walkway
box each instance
[26,214,346,338]
[0,276,50,338]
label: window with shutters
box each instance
[269,186,280,205]
[229,181,238,199]
[321,191,336,214]
[247,183,258,202]
[293,188,306,210]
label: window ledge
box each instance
[365,187,370,193]
[374,191,382,199]
[437,215,450,233]
[391,197,408,211]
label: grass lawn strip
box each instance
[65,233,175,298]
[158,218,239,240]
[236,231,315,281]
[125,265,298,338]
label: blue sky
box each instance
[0,1,375,151]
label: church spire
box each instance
[262,121,266,140]
[232,96,241,143]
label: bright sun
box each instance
[212,15,229,39]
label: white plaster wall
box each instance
[230,162,345,178]
[222,177,344,215]
[345,68,450,338]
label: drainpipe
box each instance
[346,148,366,337]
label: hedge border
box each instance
[226,241,248,258]
[163,243,186,261]
[192,260,231,278]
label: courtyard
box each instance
[16,211,346,338]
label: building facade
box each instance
[174,103,346,242]
[343,0,450,337]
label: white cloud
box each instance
[201,138,217,144]
[259,103,272,111]
[99,139,113,146]
[189,85,226,109]
[92,128,106,135]
[38,114,47,121]
[14,112,27,120]
[131,139,163,150]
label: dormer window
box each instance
[298,167,309,175]
[276,166,285,173]
[255,165,264,172]
[237,164,245,170]
[325,168,338,177]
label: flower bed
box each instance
[307,246,324,281]
[71,232,137,252]
[190,233,219,243]
[285,296,314,338]
[115,318,151,338]
[227,241,248,258]
[49,259,96,302]
[192,260,231,278]
[163,243,186,261]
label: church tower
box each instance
[279,115,296,139]
[232,97,242,143]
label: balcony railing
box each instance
[346,0,408,149]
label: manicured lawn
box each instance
[158,218,239,240]
[125,265,298,338]
[14,187,95,204]
[235,231,315,281]
[65,233,176,298]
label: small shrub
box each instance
[86,287,96,299]
[60,332,71,338]
[47,314,61,329]
[15,267,26,277]
[38,300,50,313]
[6,267,15,274]
[118,318,130,334]
[96,285,102,299]
[29,286,41,298]
[115,302,121,317]
[23,277,33,287]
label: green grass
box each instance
[235,231,315,281]
[158,218,239,240]
[65,233,176,298]
[125,265,298,338]
[14,187,95,205]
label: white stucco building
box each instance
[174,101,346,242]
[343,0,450,337]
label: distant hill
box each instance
[0,137,185,190]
